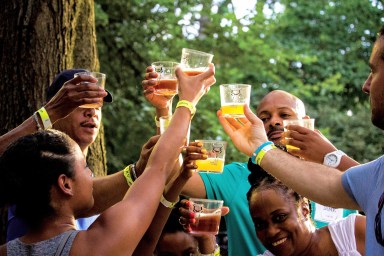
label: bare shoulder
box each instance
[354,214,366,236]
[0,244,7,256]
[354,214,366,255]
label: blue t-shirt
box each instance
[200,162,266,256]
[6,205,97,242]
[342,156,384,256]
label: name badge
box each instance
[313,203,344,223]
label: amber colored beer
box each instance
[183,70,204,76]
[155,79,178,96]
[221,104,245,117]
[195,158,224,173]
[79,102,103,109]
[286,145,300,151]
[190,213,221,235]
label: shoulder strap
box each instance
[55,230,76,256]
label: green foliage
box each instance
[95,0,384,172]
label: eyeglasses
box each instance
[375,191,384,246]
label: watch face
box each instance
[326,154,338,166]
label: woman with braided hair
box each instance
[0,64,215,256]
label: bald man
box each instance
[181,90,356,255]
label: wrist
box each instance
[251,141,277,165]
[160,194,179,208]
[176,100,196,118]
[43,104,58,124]
[198,244,220,256]
[35,107,53,130]
[155,107,172,120]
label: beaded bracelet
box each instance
[33,112,43,131]
[130,162,138,181]
[176,100,196,118]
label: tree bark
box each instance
[0,0,107,243]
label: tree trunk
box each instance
[0,0,107,243]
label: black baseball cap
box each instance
[46,69,113,103]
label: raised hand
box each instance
[178,141,207,179]
[178,199,230,233]
[142,66,174,111]
[176,63,216,106]
[281,126,337,163]
[217,104,268,157]
[45,74,107,123]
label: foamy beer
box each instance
[180,48,214,76]
[189,198,223,235]
[220,84,251,118]
[152,61,179,96]
[195,140,227,173]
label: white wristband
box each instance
[33,112,43,131]
[160,194,179,208]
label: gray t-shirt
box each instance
[7,230,79,256]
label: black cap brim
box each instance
[104,89,113,103]
[47,69,113,104]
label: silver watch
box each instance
[323,150,346,168]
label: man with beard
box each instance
[181,90,355,255]
[255,90,357,228]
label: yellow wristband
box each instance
[160,194,179,208]
[256,144,277,165]
[36,107,52,130]
[176,100,196,118]
[123,164,134,186]
[154,115,160,128]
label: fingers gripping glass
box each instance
[375,191,384,246]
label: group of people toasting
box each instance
[1,25,384,256]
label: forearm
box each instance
[0,117,38,155]
[260,148,360,210]
[133,175,188,255]
[196,235,217,254]
[84,171,128,216]
[115,108,192,245]
[155,103,173,135]
[337,155,360,172]
[155,105,172,119]
[181,174,207,199]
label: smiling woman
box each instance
[246,164,366,256]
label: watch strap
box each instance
[323,150,346,167]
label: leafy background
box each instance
[94,0,384,173]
